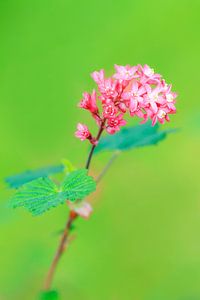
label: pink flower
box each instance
[91,69,105,85]
[113,64,138,81]
[165,94,176,111]
[151,107,170,126]
[141,81,177,125]
[79,90,98,114]
[106,114,126,134]
[143,105,173,126]
[143,84,163,113]
[75,123,97,145]
[92,69,120,101]
[98,78,118,100]
[122,81,146,116]
[139,64,161,84]
[162,82,177,111]
[103,103,118,119]
[75,123,90,141]
[76,64,177,141]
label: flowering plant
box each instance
[7,64,177,298]
[76,64,176,144]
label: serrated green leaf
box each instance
[95,122,176,154]
[9,169,96,216]
[62,169,96,201]
[5,165,64,189]
[39,290,59,300]
[10,177,63,216]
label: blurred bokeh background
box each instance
[0,0,200,299]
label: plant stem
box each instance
[43,123,104,291]
[43,211,77,290]
[96,151,120,184]
[85,124,104,170]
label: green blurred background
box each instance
[0,0,200,299]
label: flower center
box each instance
[104,105,115,116]
[157,110,166,119]
[149,94,158,102]
[133,92,138,98]
[109,119,118,126]
[125,70,130,76]
[166,94,174,102]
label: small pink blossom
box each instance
[162,83,177,111]
[152,108,169,126]
[106,114,126,134]
[113,64,138,81]
[122,81,146,116]
[79,90,98,114]
[144,106,171,126]
[143,84,162,113]
[91,69,105,85]
[103,103,118,119]
[75,123,90,141]
[98,78,118,100]
[75,123,97,145]
[139,64,161,84]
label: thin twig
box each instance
[96,151,120,184]
[85,123,104,170]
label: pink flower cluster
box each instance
[75,64,177,143]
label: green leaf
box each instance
[39,290,59,300]
[61,159,76,174]
[10,177,63,215]
[9,169,96,216]
[95,122,176,154]
[61,169,96,201]
[5,165,64,189]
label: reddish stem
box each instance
[43,211,77,290]
[85,123,104,169]
[43,123,104,291]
